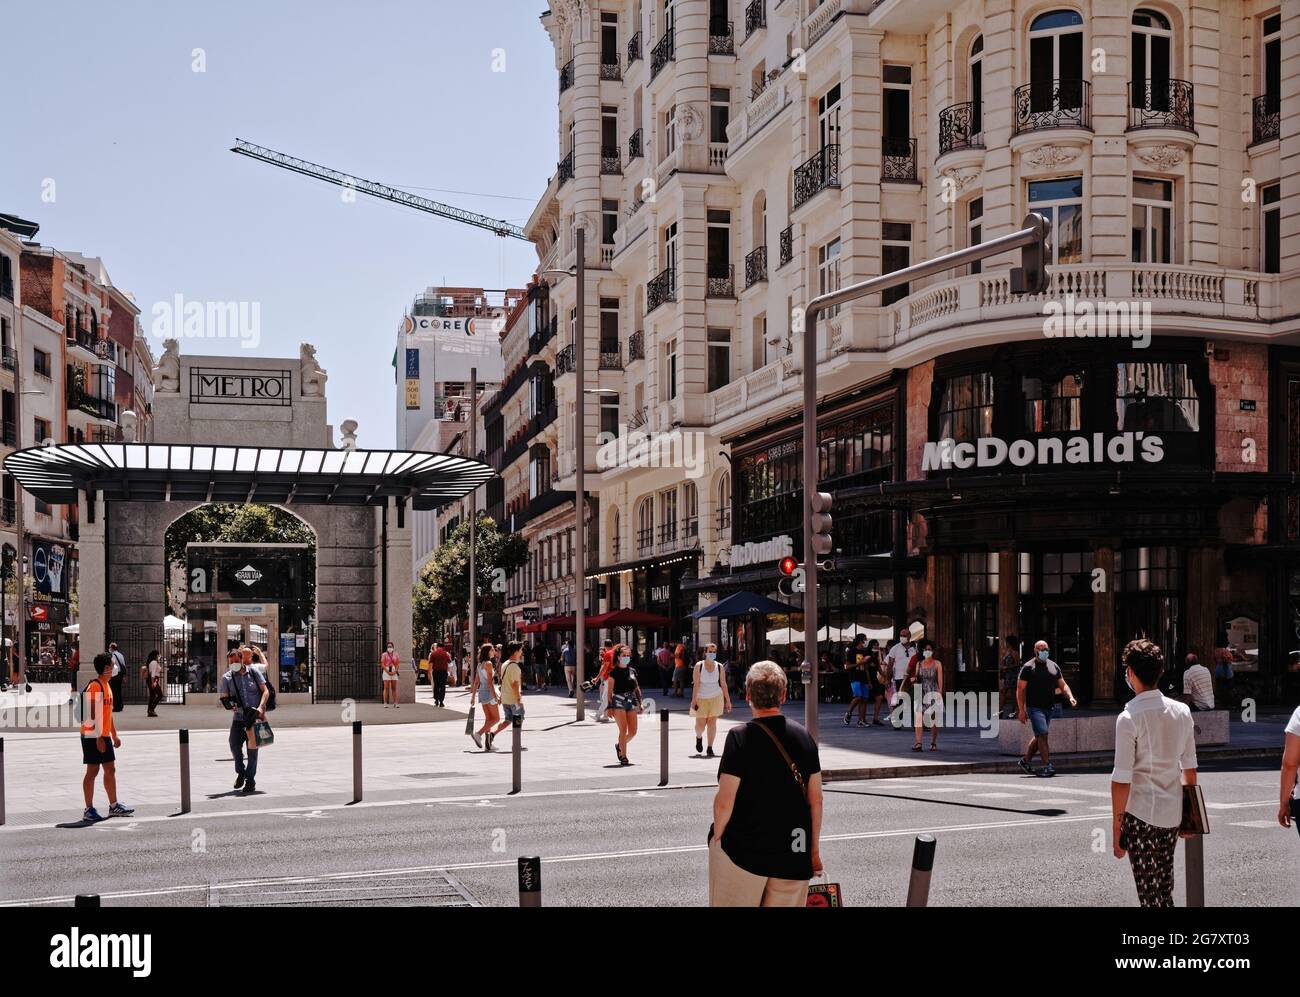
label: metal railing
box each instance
[779,225,793,267]
[651,28,674,79]
[628,128,643,159]
[555,343,576,375]
[0,497,14,525]
[1,346,16,371]
[1128,79,1194,132]
[1252,93,1279,144]
[600,57,622,81]
[637,527,654,555]
[601,145,622,174]
[938,101,983,156]
[559,59,574,94]
[647,266,676,312]
[745,0,765,37]
[709,19,734,55]
[793,144,839,209]
[599,343,623,370]
[88,426,122,444]
[707,264,735,298]
[745,246,768,288]
[627,31,642,64]
[1,421,15,447]
[882,137,917,182]
[557,150,574,185]
[628,330,645,361]
[1013,79,1092,134]
[683,515,699,539]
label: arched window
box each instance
[683,481,698,539]
[1028,9,1084,118]
[969,35,984,136]
[637,498,654,554]
[1131,9,1174,116]
[717,471,732,534]
[610,506,621,560]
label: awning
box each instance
[690,591,799,619]
[584,546,702,581]
[586,608,672,628]
[3,443,495,511]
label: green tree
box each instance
[413,513,528,650]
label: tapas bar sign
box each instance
[190,368,293,406]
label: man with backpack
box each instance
[219,645,271,794]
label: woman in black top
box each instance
[605,643,641,766]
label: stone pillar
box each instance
[1186,544,1221,663]
[383,498,415,704]
[76,490,107,690]
[932,552,957,688]
[997,547,1018,650]
[1092,542,1117,703]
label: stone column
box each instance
[1092,542,1117,703]
[76,490,107,690]
[383,498,415,704]
[932,552,957,688]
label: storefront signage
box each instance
[405,348,421,410]
[922,432,1164,472]
[1240,400,1256,412]
[731,534,794,568]
[651,584,671,603]
[31,541,66,597]
[235,564,264,587]
[190,368,292,407]
[231,604,267,615]
[522,607,540,623]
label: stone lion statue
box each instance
[300,343,327,397]
[155,338,180,393]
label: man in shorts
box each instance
[79,653,135,821]
[1016,639,1077,777]
[496,642,526,736]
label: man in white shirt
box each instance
[885,632,914,729]
[1179,653,1214,711]
[1281,705,1300,839]
[1111,638,1197,907]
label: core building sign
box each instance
[189,368,293,406]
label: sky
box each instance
[2,0,556,448]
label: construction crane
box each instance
[230,138,531,242]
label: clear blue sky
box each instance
[3,0,555,448]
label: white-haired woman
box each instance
[691,642,732,757]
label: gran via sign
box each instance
[189,368,293,407]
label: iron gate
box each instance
[310,624,382,702]
[110,623,188,705]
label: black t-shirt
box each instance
[716,716,821,881]
[1018,658,1062,711]
[611,664,638,694]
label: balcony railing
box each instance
[601,145,622,174]
[1,421,15,447]
[717,506,731,533]
[637,527,654,555]
[938,101,983,156]
[600,57,622,81]
[647,266,676,313]
[658,523,679,549]
[745,0,765,37]
[793,144,839,209]
[0,498,14,526]
[1252,93,1280,145]
[1,346,16,371]
[628,128,643,160]
[67,329,98,354]
[707,264,735,299]
[709,19,734,54]
[627,31,641,64]
[557,150,574,185]
[650,28,674,79]
[88,425,122,444]
[745,245,768,288]
[628,330,645,361]
[1128,79,1194,132]
[779,225,793,267]
[555,343,576,376]
[882,137,917,182]
[559,59,574,94]
[68,390,116,422]
[1013,79,1092,134]
[599,342,623,370]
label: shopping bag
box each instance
[246,719,275,749]
[806,872,842,907]
[465,696,477,737]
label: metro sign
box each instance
[235,565,263,587]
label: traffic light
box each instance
[1010,211,1051,295]
[778,555,799,578]
[809,491,833,557]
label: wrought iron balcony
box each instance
[1253,93,1280,145]
[882,137,917,183]
[600,57,621,81]
[559,59,574,94]
[1128,79,1194,132]
[683,515,699,539]
[1013,79,1091,134]
[1,346,15,371]
[637,527,654,555]
[628,330,645,361]
[555,343,576,376]
[557,150,574,186]
[627,31,641,64]
[600,145,622,175]
[779,225,793,267]
[745,0,765,37]
[647,266,676,313]
[1,421,15,448]
[938,101,983,156]
[709,19,734,55]
[598,342,623,370]
[628,128,643,160]
[793,144,839,209]
[707,264,735,299]
[0,497,14,525]
[650,28,674,80]
[745,245,768,288]
[88,426,123,444]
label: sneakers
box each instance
[109,802,135,817]
[857,720,869,728]
[470,732,483,749]
[1017,757,1034,775]
[842,714,852,727]
[234,774,246,790]
[695,736,704,754]
[243,780,256,794]
[82,806,105,822]
[1040,764,1057,778]
[706,746,715,758]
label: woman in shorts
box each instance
[470,644,501,751]
[606,643,642,766]
[381,640,401,708]
[690,642,732,757]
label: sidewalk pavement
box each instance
[1,682,1289,827]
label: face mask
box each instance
[1124,670,1135,692]
[706,651,716,661]
[620,655,631,666]
[923,650,933,659]
[1038,650,1050,662]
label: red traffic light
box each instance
[778,556,799,577]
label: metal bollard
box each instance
[659,709,669,787]
[905,834,937,907]
[178,729,191,814]
[75,894,100,908]
[511,714,522,795]
[518,856,542,907]
[352,721,362,803]
[1185,833,1205,908]
[0,737,5,826]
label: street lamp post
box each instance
[800,213,1051,738]
[469,366,478,683]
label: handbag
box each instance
[806,872,842,908]
[1179,783,1210,835]
[247,719,275,748]
[465,691,477,736]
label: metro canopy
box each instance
[3,443,495,510]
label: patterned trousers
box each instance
[1121,811,1180,907]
